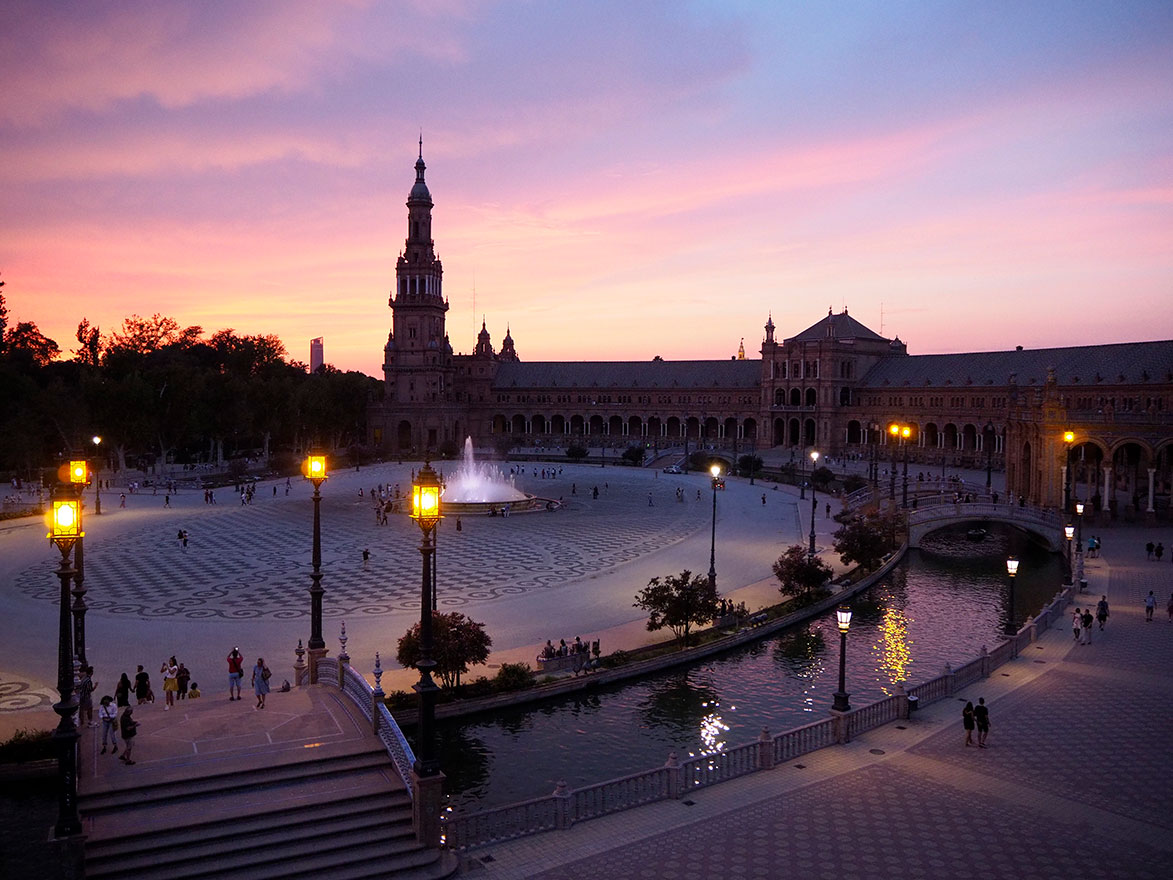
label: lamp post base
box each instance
[831,691,851,713]
[306,646,328,684]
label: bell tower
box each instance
[379,142,458,454]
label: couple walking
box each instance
[227,647,271,708]
[962,698,991,748]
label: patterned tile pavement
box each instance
[463,528,1173,879]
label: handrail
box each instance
[314,656,417,800]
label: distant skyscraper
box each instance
[310,337,324,373]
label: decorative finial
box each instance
[418,132,423,160]
[373,652,384,694]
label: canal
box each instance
[436,523,1063,811]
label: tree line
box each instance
[0,282,377,479]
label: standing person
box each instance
[115,673,131,712]
[133,665,151,704]
[1080,608,1093,644]
[119,706,138,765]
[251,657,271,709]
[98,696,119,755]
[227,648,245,700]
[1095,596,1109,631]
[362,548,370,569]
[974,697,990,748]
[176,662,190,699]
[1146,541,1155,559]
[77,666,96,728]
[1156,542,1165,563]
[161,656,178,710]
[1144,591,1156,622]
[1072,609,1083,642]
[455,516,462,532]
[181,529,189,550]
[1167,592,1173,623]
[962,701,975,747]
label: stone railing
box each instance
[443,581,1080,851]
[298,625,418,801]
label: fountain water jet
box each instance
[444,438,529,505]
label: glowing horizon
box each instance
[1,1,1170,376]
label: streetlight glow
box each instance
[1065,525,1075,540]
[49,500,83,540]
[710,464,721,478]
[836,605,852,634]
[1006,556,1019,577]
[306,454,328,482]
[69,461,88,484]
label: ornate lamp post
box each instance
[831,605,852,712]
[305,453,328,682]
[869,422,879,489]
[799,446,807,500]
[1064,525,1075,585]
[708,464,720,589]
[48,492,83,838]
[1074,501,1085,589]
[983,421,994,492]
[410,462,442,779]
[91,436,103,515]
[66,461,89,672]
[1005,556,1019,634]
[899,426,911,509]
[1063,430,1075,512]
[888,424,898,502]
[809,450,819,557]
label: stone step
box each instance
[86,807,422,880]
[85,785,409,860]
[80,746,392,816]
[84,765,406,843]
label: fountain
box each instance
[441,438,556,513]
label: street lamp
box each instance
[809,450,819,556]
[410,461,442,778]
[799,445,806,500]
[900,426,911,509]
[1075,501,1084,551]
[1063,430,1075,513]
[92,436,103,515]
[48,492,83,838]
[888,424,898,502]
[66,461,89,673]
[1064,525,1075,585]
[983,420,994,492]
[831,605,852,712]
[708,464,720,589]
[1005,556,1019,634]
[305,453,328,682]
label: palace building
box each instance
[369,151,1173,521]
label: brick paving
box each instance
[464,531,1173,879]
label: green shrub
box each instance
[599,649,628,669]
[493,662,535,692]
[0,728,53,763]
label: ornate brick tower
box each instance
[379,142,460,453]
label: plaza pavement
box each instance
[1,457,841,737]
[462,530,1173,879]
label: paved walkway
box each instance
[462,536,1173,879]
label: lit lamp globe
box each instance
[836,605,852,634]
[1006,556,1019,577]
[49,499,83,546]
[710,464,720,479]
[1063,430,1075,444]
[1075,501,1084,516]
[306,454,327,484]
[411,463,442,531]
[69,461,88,485]
[1064,525,1075,541]
[811,450,819,464]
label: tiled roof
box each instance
[493,360,761,390]
[787,311,888,343]
[861,341,1173,388]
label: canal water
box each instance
[436,523,1062,811]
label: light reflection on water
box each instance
[435,523,1062,810]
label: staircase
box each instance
[77,688,456,879]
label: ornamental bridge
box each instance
[845,481,1065,551]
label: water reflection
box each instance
[438,522,1063,810]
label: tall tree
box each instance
[634,569,721,648]
[397,612,493,689]
[772,546,833,600]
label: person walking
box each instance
[114,673,131,712]
[98,696,119,755]
[77,666,96,728]
[119,706,139,765]
[251,657,271,709]
[1072,608,1082,642]
[133,665,151,704]
[1144,591,1156,622]
[227,648,245,700]
[1146,541,1155,559]
[1156,542,1165,563]
[1080,608,1093,644]
[962,700,976,747]
[1095,595,1109,631]
[161,656,178,709]
[974,697,990,748]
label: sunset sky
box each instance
[2,1,1171,375]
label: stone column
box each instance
[1102,467,1111,512]
[664,751,683,799]
[757,728,774,770]
[412,770,446,846]
[1146,468,1156,513]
